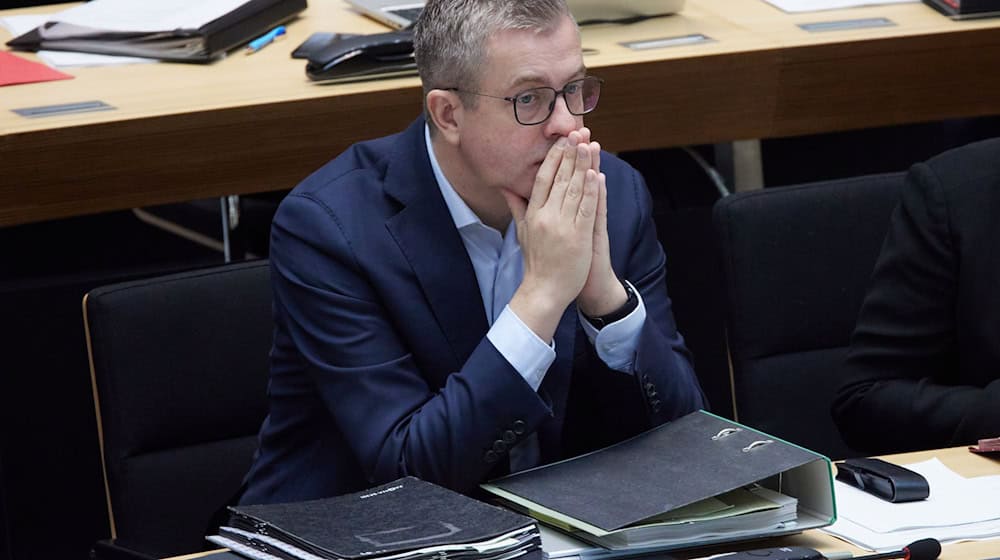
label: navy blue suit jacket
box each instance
[240,117,705,505]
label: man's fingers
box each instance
[590,141,601,173]
[550,135,581,208]
[594,172,607,240]
[529,137,568,210]
[561,143,592,218]
[577,168,600,226]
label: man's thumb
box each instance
[501,188,528,223]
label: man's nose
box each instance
[543,94,580,137]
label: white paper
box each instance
[42,0,252,33]
[0,14,156,66]
[761,0,917,13]
[826,516,1000,551]
[823,458,1000,551]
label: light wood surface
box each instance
[3,1,1000,226]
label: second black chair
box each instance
[713,173,904,460]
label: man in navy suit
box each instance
[240,0,705,505]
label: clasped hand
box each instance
[503,128,627,342]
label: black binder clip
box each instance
[835,457,930,503]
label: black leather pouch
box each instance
[835,457,930,503]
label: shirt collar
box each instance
[425,124,481,230]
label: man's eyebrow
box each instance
[506,65,588,91]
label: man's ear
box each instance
[426,89,463,145]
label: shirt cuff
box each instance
[578,280,646,373]
[487,305,556,391]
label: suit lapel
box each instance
[383,119,488,368]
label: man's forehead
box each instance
[484,24,584,90]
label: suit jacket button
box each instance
[484,450,499,464]
[512,420,527,434]
[503,430,517,444]
[493,440,508,453]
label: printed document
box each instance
[762,0,917,13]
[824,458,1000,551]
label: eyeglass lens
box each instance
[514,77,601,125]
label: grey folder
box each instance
[482,410,836,552]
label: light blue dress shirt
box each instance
[424,125,646,470]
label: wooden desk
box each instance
[168,447,999,560]
[3,1,1000,226]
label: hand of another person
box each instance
[503,129,601,342]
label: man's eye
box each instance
[564,83,581,95]
[516,93,539,105]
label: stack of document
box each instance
[761,0,916,12]
[511,485,798,550]
[208,477,541,560]
[6,0,307,62]
[823,458,1000,551]
[588,486,798,549]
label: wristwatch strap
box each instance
[583,279,638,329]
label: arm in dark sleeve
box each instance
[572,167,706,443]
[628,169,706,422]
[270,193,553,493]
[832,161,1000,453]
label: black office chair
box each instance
[83,260,272,559]
[713,173,904,460]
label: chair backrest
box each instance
[84,260,271,558]
[712,173,904,460]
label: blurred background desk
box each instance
[3,1,1000,226]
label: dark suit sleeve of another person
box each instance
[832,139,1000,454]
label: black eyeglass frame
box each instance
[441,76,604,126]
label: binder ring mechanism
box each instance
[711,428,773,452]
[742,440,774,452]
[712,427,742,440]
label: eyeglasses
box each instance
[443,76,603,126]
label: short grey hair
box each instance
[414,0,573,105]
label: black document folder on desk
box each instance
[923,0,1000,19]
[6,0,307,62]
[211,477,541,560]
[482,410,835,552]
